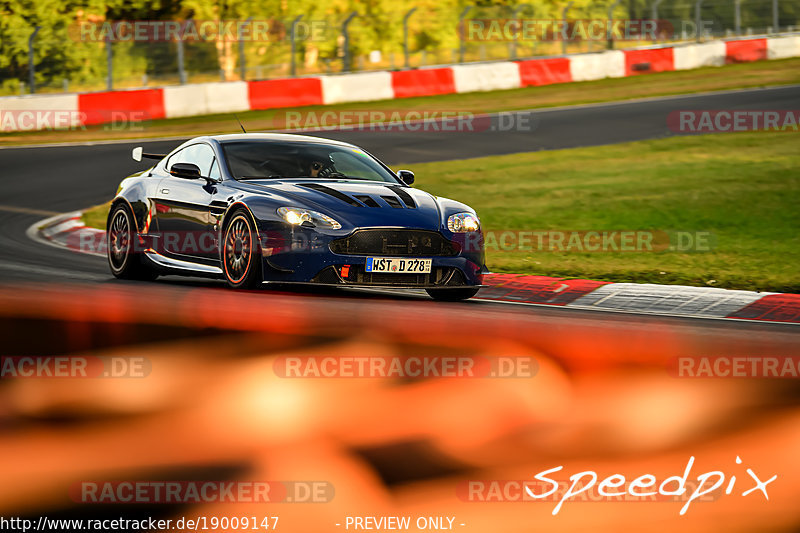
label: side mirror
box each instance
[397,169,415,185]
[170,162,202,180]
[132,147,142,162]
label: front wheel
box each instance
[107,203,158,281]
[426,287,480,301]
[222,210,263,289]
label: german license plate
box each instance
[365,257,432,274]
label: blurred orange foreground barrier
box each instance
[0,283,798,533]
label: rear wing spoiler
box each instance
[132,146,166,162]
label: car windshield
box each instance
[221,141,400,183]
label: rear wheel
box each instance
[107,203,157,281]
[222,210,263,289]
[426,287,480,301]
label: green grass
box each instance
[81,203,110,230]
[82,131,800,292]
[403,131,800,293]
[3,57,800,146]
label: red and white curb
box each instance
[2,34,799,131]
[30,213,800,324]
[28,211,106,258]
[477,275,799,324]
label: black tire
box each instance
[426,287,480,301]
[222,209,263,289]
[107,203,158,281]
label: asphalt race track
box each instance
[0,84,798,334]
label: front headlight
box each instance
[447,212,480,233]
[277,207,342,230]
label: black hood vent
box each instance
[354,195,381,208]
[386,186,416,208]
[381,195,404,209]
[298,183,417,210]
[300,183,363,207]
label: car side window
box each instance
[165,146,187,172]
[209,158,221,181]
[166,143,217,177]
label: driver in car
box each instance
[309,161,325,178]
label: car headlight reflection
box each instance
[277,207,342,230]
[447,212,480,233]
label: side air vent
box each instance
[386,186,416,208]
[381,196,404,209]
[300,183,363,207]
[354,195,381,208]
[209,200,228,215]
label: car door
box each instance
[154,143,223,262]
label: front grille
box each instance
[329,229,459,257]
[312,266,467,287]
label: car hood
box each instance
[241,179,444,231]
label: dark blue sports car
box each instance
[107,133,486,300]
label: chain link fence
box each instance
[4,0,799,96]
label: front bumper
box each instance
[257,225,485,288]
